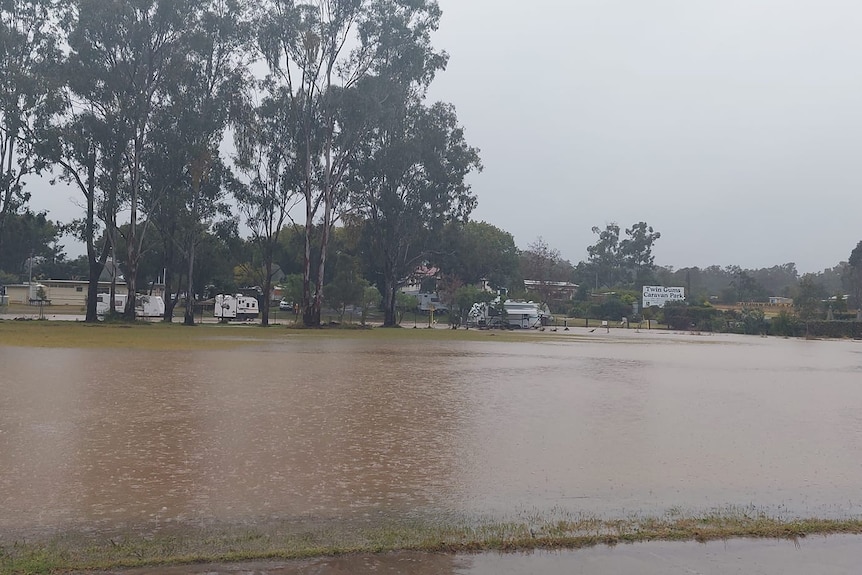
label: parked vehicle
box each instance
[214,294,259,321]
[414,292,448,313]
[467,298,551,329]
[278,299,294,312]
[96,293,166,318]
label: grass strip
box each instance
[0,320,563,350]
[2,513,861,574]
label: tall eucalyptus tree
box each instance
[0,0,65,260]
[350,94,480,326]
[232,90,300,326]
[253,0,446,326]
[53,110,127,321]
[142,0,252,323]
[67,0,194,319]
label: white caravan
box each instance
[214,294,259,321]
[414,292,448,313]
[96,293,166,318]
[468,299,551,329]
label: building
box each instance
[523,279,579,301]
[4,280,165,306]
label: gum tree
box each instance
[254,0,447,326]
[350,94,480,326]
[67,0,193,319]
[0,0,65,260]
[232,90,300,326]
[141,0,251,324]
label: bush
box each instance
[594,296,631,322]
[800,321,862,339]
[661,303,722,331]
[769,310,799,337]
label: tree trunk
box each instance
[383,281,397,327]
[302,206,315,326]
[85,264,102,322]
[83,145,103,323]
[313,211,331,327]
[261,258,273,327]
[163,265,177,322]
[183,241,196,325]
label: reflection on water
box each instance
[1,333,862,538]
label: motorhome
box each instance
[96,293,166,318]
[214,294,259,321]
[468,298,551,329]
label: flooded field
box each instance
[1,330,862,542]
[115,535,862,575]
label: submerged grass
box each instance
[2,513,861,574]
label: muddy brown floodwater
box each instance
[1,331,862,543]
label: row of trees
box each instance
[2,0,480,326]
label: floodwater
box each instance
[111,535,862,575]
[2,331,862,541]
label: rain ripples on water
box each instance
[2,333,862,539]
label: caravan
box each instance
[214,294,259,321]
[96,293,166,318]
[468,298,551,329]
[414,292,448,314]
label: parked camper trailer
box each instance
[214,294,259,321]
[414,292,448,313]
[468,299,551,329]
[95,293,166,318]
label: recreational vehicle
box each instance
[414,292,448,313]
[96,293,166,318]
[468,299,551,329]
[214,294,259,321]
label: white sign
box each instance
[642,286,685,308]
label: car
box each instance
[279,299,293,311]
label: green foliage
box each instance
[350,91,481,327]
[324,263,365,321]
[661,301,690,330]
[0,210,64,277]
[586,221,661,289]
[0,270,18,285]
[0,0,66,258]
[395,292,418,325]
[595,296,630,322]
[439,221,520,289]
[360,285,382,326]
[794,274,827,322]
[280,274,304,308]
[450,284,493,325]
[769,310,799,337]
[849,240,862,309]
[660,302,724,331]
[739,308,767,335]
[798,320,862,339]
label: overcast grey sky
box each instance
[425,0,862,273]
[31,0,861,273]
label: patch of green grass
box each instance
[2,512,861,574]
[0,319,568,351]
